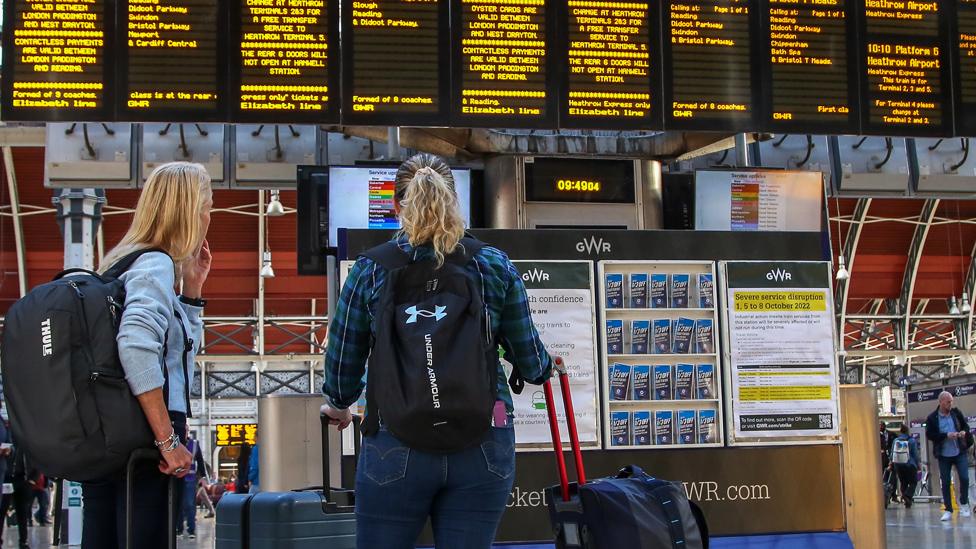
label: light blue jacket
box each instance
[116,252,203,414]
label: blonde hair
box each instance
[99,162,212,278]
[394,153,465,268]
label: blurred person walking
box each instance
[926,391,973,522]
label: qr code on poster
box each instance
[818,414,833,429]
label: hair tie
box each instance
[415,166,436,178]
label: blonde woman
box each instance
[81,162,212,549]
[322,153,553,548]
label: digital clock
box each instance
[526,158,635,203]
[557,180,602,193]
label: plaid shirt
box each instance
[322,237,553,412]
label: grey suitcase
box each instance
[216,415,359,549]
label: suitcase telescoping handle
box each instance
[125,448,177,549]
[544,356,587,502]
[320,413,361,502]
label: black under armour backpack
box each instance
[361,237,498,453]
[1,249,184,481]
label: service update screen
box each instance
[235,0,337,122]
[453,0,555,127]
[857,0,952,135]
[121,0,223,119]
[1,0,112,120]
[761,0,857,132]
[664,0,757,130]
[342,0,446,124]
[561,0,659,128]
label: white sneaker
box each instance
[941,511,953,521]
[962,508,972,518]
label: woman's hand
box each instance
[183,240,212,299]
[321,403,353,430]
[159,443,193,478]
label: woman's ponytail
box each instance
[395,154,465,268]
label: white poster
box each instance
[724,262,840,442]
[506,261,600,448]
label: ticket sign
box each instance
[215,423,258,446]
[855,0,953,136]
[559,0,662,129]
[953,0,976,136]
[663,0,760,131]
[1,0,115,121]
[231,0,340,123]
[119,0,228,121]
[340,0,450,125]
[452,0,558,128]
[759,0,859,134]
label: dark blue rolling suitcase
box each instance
[215,415,359,549]
[543,367,709,549]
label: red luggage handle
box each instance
[544,356,587,502]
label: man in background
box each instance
[926,391,973,522]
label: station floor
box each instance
[3,503,976,547]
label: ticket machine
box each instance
[483,157,661,229]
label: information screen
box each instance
[663,0,759,131]
[954,0,976,136]
[856,0,953,136]
[328,166,472,246]
[695,170,822,231]
[232,0,339,123]
[340,0,449,125]
[759,0,859,133]
[559,0,661,129]
[452,0,557,128]
[524,158,636,203]
[1,0,114,121]
[119,0,227,121]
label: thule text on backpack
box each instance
[425,334,441,409]
[40,318,53,357]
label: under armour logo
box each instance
[405,305,447,324]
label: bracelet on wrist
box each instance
[180,295,207,307]
[154,431,180,453]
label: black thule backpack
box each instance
[1,248,188,482]
[361,237,498,453]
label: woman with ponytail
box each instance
[322,153,553,548]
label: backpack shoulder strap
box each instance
[104,247,171,280]
[360,241,411,271]
[446,237,486,266]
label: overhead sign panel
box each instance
[452,0,557,127]
[232,0,339,123]
[559,0,662,129]
[855,0,953,136]
[341,0,449,125]
[1,0,114,121]
[759,0,859,133]
[953,0,976,136]
[663,0,760,131]
[119,0,228,121]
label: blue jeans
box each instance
[355,425,516,549]
[938,453,971,512]
[178,477,196,535]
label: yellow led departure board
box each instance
[955,0,976,135]
[453,0,555,126]
[761,0,856,132]
[1,0,112,120]
[235,0,337,122]
[561,0,659,128]
[664,0,758,130]
[121,0,224,120]
[341,0,447,125]
[857,0,952,135]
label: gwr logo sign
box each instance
[766,269,792,282]
[521,268,550,283]
[575,236,611,255]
